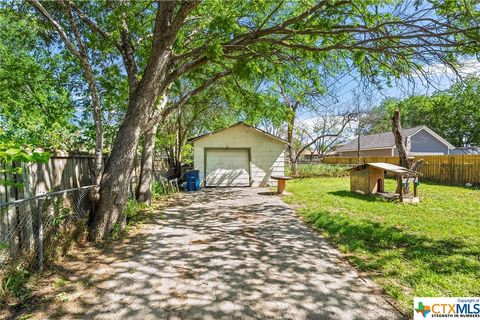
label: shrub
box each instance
[152,180,178,198]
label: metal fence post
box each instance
[36,198,44,271]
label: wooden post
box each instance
[398,175,403,202]
[277,179,286,194]
[413,176,418,197]
[449,156,454,185]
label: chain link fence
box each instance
[0,185,96,272]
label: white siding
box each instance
[193,125,285,187]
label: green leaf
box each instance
[4,148,21,156]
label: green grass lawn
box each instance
[283,177,480,312]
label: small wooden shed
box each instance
[348,163,420,198]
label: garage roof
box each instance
[189,122,288,144]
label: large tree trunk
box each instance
[136,124,158,205]
[135,94,169,204]
[89,30,175,238]
[90,65,170,240]
[391,109,425,195]
[89,111,143,240]
[30,0,198,241]
[391,110,412,169]
[392,109,408,194]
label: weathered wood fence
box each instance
[1,152,176,205]
[1,152,96,205]
[323,155,480,185]
[0,152,176,271]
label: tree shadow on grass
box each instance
[304,209,480,283]
[328,190,387,203]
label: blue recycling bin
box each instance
[185,170,201,191]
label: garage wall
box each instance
[193,125,285,187]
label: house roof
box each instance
[188,122,288,144]
[349,162,420,175]
[336,126,454,152]
[451,147,480,155]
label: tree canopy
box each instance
[0,11,77,149]
[1,0,479,239]
[361,76,480,147]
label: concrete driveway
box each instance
[29,188,403,319]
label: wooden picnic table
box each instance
[271,176,293,194]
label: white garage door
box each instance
[205,149,250,187]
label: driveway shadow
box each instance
[21,188,404,320]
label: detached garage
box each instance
[190,122,286,187]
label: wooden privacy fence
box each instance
[0,151,176,271]
[1,152,96,205]
[1,152,175,206]
[323,155,480,185]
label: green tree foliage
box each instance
[0,131,50,188]
[157,74,254,170]
[16,0,480,239]
[362,77,480,147]
[0,11,77,149]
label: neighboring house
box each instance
[336,126,455,157]
[450,146,480,155]
[190,122,286,187]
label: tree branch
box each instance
[70,0,139,94]
[26,0,81,60]
[143,69,231,132]
[295,113,355,162]
[119,10,139,94]
[69,1,111,39]
[170,1,479,83]
[62,0,104,185]
[161,69,232,119]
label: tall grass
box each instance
[288,164,352,178]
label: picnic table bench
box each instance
[271,176,293,194]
